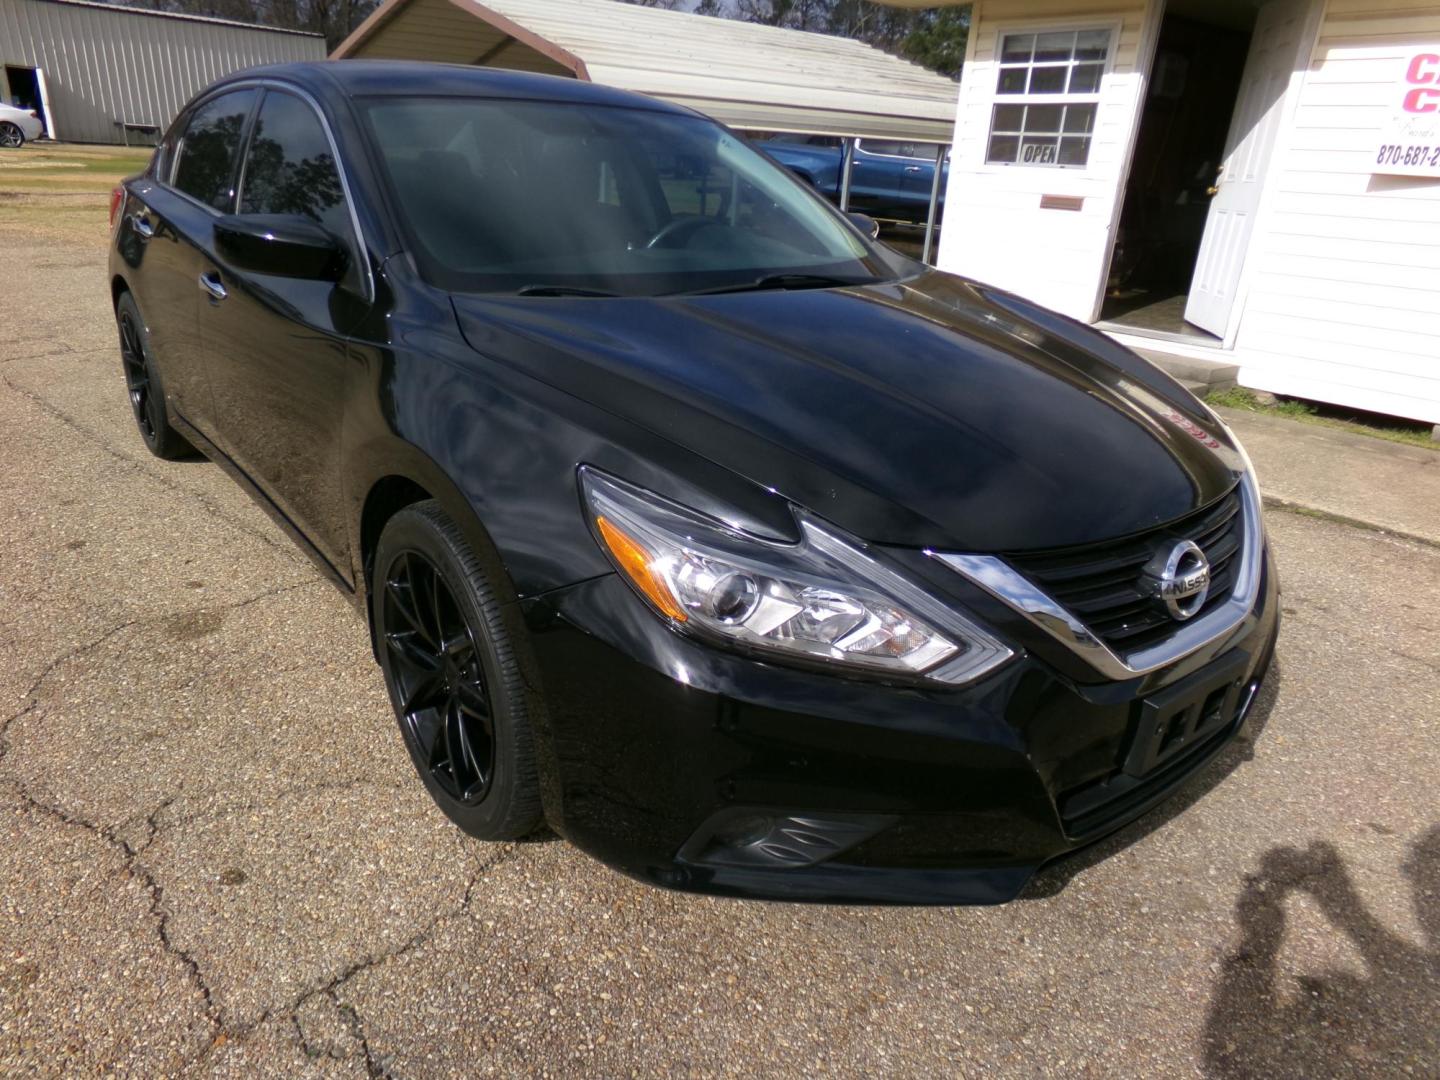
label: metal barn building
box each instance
[0,0,323,144]
[332,0,960,142]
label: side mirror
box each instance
[846,212,880,240]
[214,213,345,281]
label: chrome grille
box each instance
[1003,488,1245,655]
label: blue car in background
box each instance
[748,133,948,225]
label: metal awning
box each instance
[332,0,959,142]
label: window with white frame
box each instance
[986,28,1112,168]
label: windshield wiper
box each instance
[515,284,622,298]
[675,273,874,297]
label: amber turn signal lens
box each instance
[595,515,688,621]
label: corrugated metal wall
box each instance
[0,0,324,143]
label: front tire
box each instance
[115,291,193,459]
[0,122,24,149]
[373,501,543,840]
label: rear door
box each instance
[851,139,940,220]
[196,86,367,577]
[120,88,257,434]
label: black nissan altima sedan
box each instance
[108,61,1278,904]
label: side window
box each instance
[858,139,940,160]
[985,28,1111,168]
[172,89,257,210]
[238,90,349,241]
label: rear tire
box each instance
[0,122,24,149]
[373,501,543,841]
[116,291,193,460]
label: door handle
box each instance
[198,271,227,302]
[131,214,155,239]
[904,165,923,172]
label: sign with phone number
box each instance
[1376,52,1440,178]
[1375,142,1440,171]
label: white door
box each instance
[1184,0,1312,337]
[34,68,55,140]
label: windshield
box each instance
[363,97,904,296]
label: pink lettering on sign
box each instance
[1403,54,1440,112]
[1405,87,1440,114]
[1406,53,1439,84]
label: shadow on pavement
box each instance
[1020,660,1283,900]
[1203,827,1439,1076]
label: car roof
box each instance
[215,60,698,117]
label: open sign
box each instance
[1021,142,1057,165]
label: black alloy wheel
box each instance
[119,307,160,443]
[373,501,542,840]
[382,549,495,804]
[0,122,23,149]
[115,291,192,459]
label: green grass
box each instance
[1206,386,1440,451]
[0,142,150,245]
[0,142,152,191]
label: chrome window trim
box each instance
[930,472,1263,681]
[853,138,946,163]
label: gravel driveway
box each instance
[1,209,1436,1078]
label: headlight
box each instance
[579,467,1013,684]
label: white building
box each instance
[894,0,1440,426]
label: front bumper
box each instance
[518,544,1279,904]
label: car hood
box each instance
[451,270,1244,552]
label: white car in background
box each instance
[0,103,44,148]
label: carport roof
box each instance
[331,0,960,142]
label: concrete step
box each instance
[1131,348,1240,389]
[1179,378,1211,399]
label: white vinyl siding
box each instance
[935,0,1158,321]
[1232,0,1440,424]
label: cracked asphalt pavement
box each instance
[2,218,1437,1079]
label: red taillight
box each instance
[109,187,123,230]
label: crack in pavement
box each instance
[6,782,224,1051]
[0,371,310,562]
[1,580,323,766]
[273,842,526,1078]
[0,577,517,1073]
[333,991,390,1079]
[0,343,76,364]
[0,620,137,763]
[150,776,403,836]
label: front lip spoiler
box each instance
[928,472,1264,681]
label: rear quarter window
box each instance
[171,89,257,211]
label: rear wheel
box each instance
[116,291,193,459]
[0,122,23,149]
[373,501,542,840]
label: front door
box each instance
[198,86,367,577]
[1184,0,1314,337]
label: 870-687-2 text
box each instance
[1376,143,1440,168]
